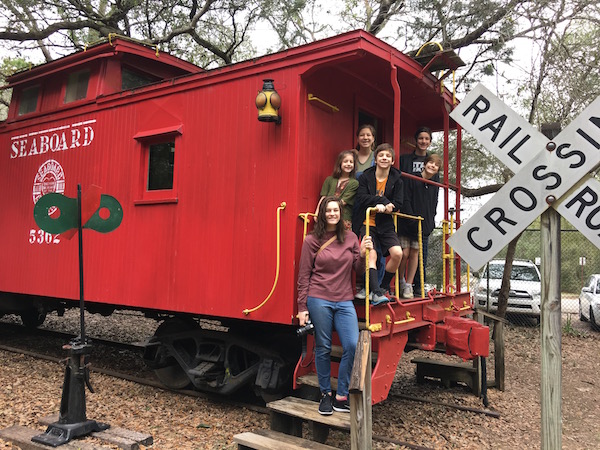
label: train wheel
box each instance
[153,318,198,390]
[20,309,46,328]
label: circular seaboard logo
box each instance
[33,159,66,214]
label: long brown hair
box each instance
[332,149,357,179]
[313,196,345,242]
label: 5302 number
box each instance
[29,229,61,245]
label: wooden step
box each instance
[411,357,479,392]
[0,425,103,450]
[267,396,351,431]
[297,373,337,391]
[39,414,153,449]
[233,429,336,450]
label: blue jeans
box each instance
[307,297,359,397]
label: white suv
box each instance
[473,259,542,319]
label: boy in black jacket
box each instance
[399,126,438,295]
[397,153,441,298]
[352,143,403,304]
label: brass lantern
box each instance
[255,79,281,124]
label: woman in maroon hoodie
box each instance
[297,196,370,415]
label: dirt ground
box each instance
[0,311,598,449]
[379,317,600,449]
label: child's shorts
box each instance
[360,225,401,256]
[398,235,419,250]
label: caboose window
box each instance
[148,141,175,190]
[64,70,89,103]
[122,67,160,90]
[134,125,181,204]
[18,85,40,115]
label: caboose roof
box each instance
[5,30,457,130]
[89,30,456,129]
[6,36,202,88]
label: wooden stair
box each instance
[234,429,336,450]
[232,396,347,449]
[233,330,375,449]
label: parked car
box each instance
[473,259,542,320]
[579,274,600,330]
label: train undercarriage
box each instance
[141,317,300,401]
[0,289,489,405]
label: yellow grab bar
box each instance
[243,202,286,315]
[307,94,339,112]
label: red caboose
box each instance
[0,31,487,403]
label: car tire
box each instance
[591,307,600,331]
[579,300,587,322]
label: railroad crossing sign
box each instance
[447,84,600,271]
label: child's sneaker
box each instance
[318,392,333,415]
[402,284,414,299]
[369,290,390,306]
[333,396,350,413]
[355,287,367,300]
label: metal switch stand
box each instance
[32,338,109,447]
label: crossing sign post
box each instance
[448,84,600,450]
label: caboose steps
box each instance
[268,396,350,444]
[411,357,479,393]
[233,429,337,450]
[268,396,351,431]
[232,397,348,449]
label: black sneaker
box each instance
[318,393,333,415]
[333,396,350,413]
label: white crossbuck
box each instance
[447,84,600,271]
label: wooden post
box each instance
[540,207,562,450]
[540,122,562,450]
[494,321,505,391]
[349,330,372,450]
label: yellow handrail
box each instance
[243,202,286,315]
[387,311,416,325]
[415,41,444,57]
[445,300,471,312]
[298,208,425,330]
[442,220,449,293]
[391,211,425,299]
[307,94,339,112]
[298,212,316,240]
[449,213,455,289]
[365,209,424,331]
[365,208,374,331]
[417,218,424,298]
